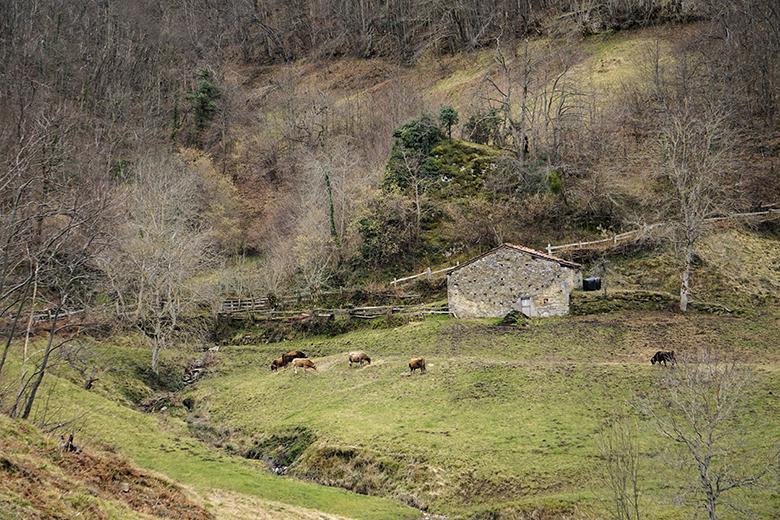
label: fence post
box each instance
[426,267,432,279]
[547,243,552,255]
[613,234,617,245]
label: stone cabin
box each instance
[447,243,582,318]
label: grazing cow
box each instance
[292,358,317,373]
[282,350,307,365]
[348,351,371,367]
[650,350,676,366]
[270,357,286,371]
[409,357,426,374]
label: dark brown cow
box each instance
[348,351,371,367]
[292,358,317,373]
[409,357,426,374]
[282,350,307,365]
[650,350,676,366]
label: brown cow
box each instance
[270,357,286,371]
[409,357,426,374]
[348,351,371,367]
[282,350,307,365]
[292,357,317,373]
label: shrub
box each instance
[186,68,221,140]
[391,114,443,154]
[462,109,502,146]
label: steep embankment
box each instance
[608,229,780,307]
[0,414,211,520]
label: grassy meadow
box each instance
[186,310,780,518]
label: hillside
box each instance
[0,230,778,518]
[209,18,779,290]
[3,228,779,516]
[3,302,778,519]
[2,5,780,519]
[0,415,211,520]
[0,343,418,520]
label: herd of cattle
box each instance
[268,349,674,374]
[269,350,427,374]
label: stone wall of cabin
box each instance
[447,247,581,318]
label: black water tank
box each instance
[583,277,602,291]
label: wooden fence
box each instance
[386,207,780,286]
[30,308,85,324]
[220,302,449,320]
[546,208,780,255]
[389,263,460,286]
[546,222,665,255]
[220,297,271,314]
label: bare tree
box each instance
[100,154,213,375]
[657,106,733,312]
[0,113,109,418]
[599,418,642,520]
[480,38,579,165]
[640,350,777,519]
[14,201,106,420]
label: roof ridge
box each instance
[502,243,581,268]
[448,243,581,274]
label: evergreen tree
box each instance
[186,69,221,139]
[438,105,459,139]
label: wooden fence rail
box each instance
[220,297,271,314]
[219,303,449,319]
[386,207,780,287]
[30,308,85,324]
[546,208,780,255]
[390,263,460,286]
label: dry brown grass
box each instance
[0,416,212,519]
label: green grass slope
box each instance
[0,348,418,520]
[609,229,780,308]
[188,311,780,519]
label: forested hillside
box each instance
[2,1,780,519]
[2,1,778,295]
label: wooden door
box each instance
[519,296,532,317]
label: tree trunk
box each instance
[151,338,161,375]
[0,282,31,378]
[20,308,60,420]
[680,239,693,312]
[324,169,340,257]
[706,494,718,520]
[703,479,718,520]
[413,180,422,238]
